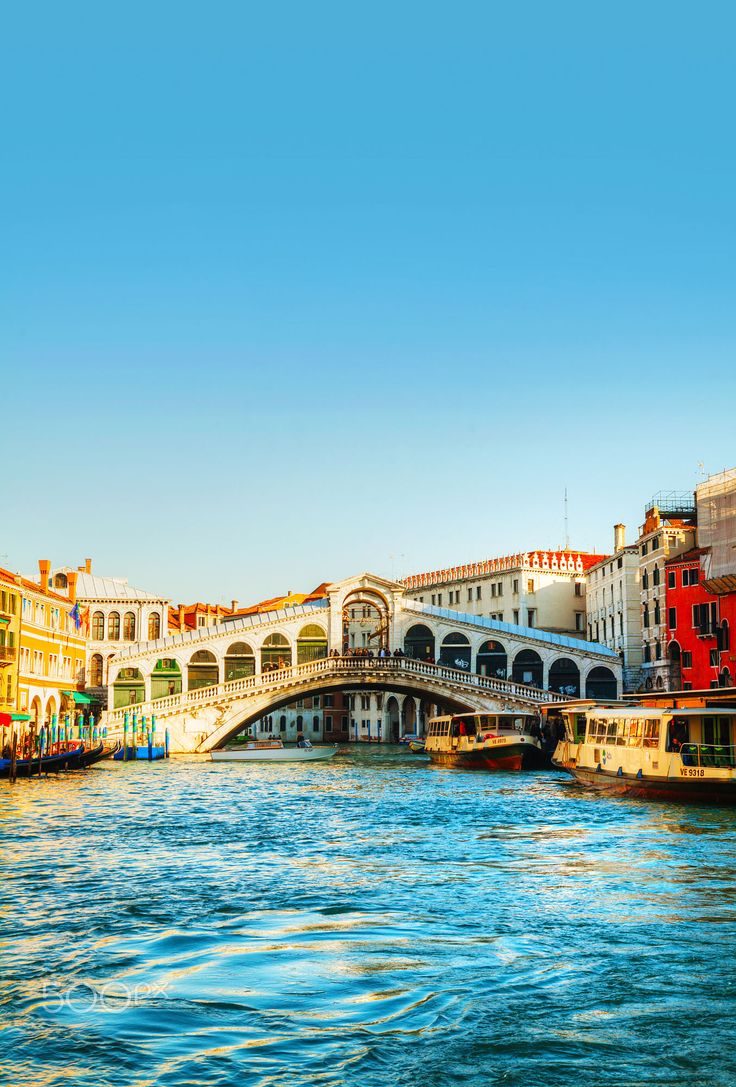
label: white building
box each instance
[636,495,697,691]
[402,549,605,637]
[585,524,642,691]
[49,560,170,697]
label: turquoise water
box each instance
[2,747,736,1086]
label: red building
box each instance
[665,550,733,689]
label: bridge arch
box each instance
[548,657,580,697]
[188,650,219,690]
[476,639,507,679]
[261,633,292,671]
[512,648,543,687]
[296,624,328,664]
[152,657,183,699]
[404,624,435,661]
[585,665,618,699]
[224,642,255,681]
[439,632,471,670]
[113,666,145,707]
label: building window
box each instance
[527,609,536,627]
[710,649,719,667]
[497,583,503,597]
[575,583,582,597]
[324,694,334,708]
[123,612,136,641]
[642,570,649,590]
[641,542,648,556]
[527,579,534,593]
[655,642,662,660]
[90,654,103,687]
[654,601,661,626]
[682,651,692,668]
[617,557,623,569]
[668,607,677,629]
[437,594,443,606]
[467,588,473,602]
[476,586,482,600]
[148,612,161,639]
[668,571,676,589]
[108,612,120,640]
[653,566,660,586]
[92,611,105,640]
[513,610,520,624]
[643,605,649,629]
[644,644,651,662]
[575,612,584,632]
[431,595,435,605]
[513,579,519,594]
[325,715,333,731]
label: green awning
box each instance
[0,616,9,625]
[11,713,31,721]
[62,691,93,705]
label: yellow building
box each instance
[14,560,87,726]
[0,570,22,717]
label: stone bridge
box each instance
[101,572,621,751]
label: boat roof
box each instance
[430,710,537,721]
[585,706,736,718]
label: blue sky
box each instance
[2,2,735,605]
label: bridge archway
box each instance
[113,667,145,707]
[224,642,255,681]
[585,665,618,699]
[261,633,292,671]
[152,658,182,699]
[401,697,417,737]
[476,639,507,679]
[512,649,543,687]
[404,624,435,661]
[548,657,580,697]
[342,588,390,653]
[439,632,471,670]
[296,624,328,664]
[188,650,219,690]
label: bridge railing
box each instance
[103,654,567,731]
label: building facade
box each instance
[402,550,604,637]
[15,561,87,725]
[637,494,698,691]
[585,524,642,691]
[697,467,736,688]
[664,550,725,690]
[0,572,22,717]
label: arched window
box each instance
[548,657,580,696]
[108,612,120,640]
[313,715,320,732]
[187,650,219,690]
[296,624,328,663]
[653,565,660,586]
[53,573,68,589]
[642,570,649,590]
[512,649,543,687]
[476,640,507,678]
[279,715,287,732]
[148,612,161,640]
[439,632,471,670]
[261,633,292,671]
[123,612,136,641]
[224,642,256,681]
[404,624,436,661]
[89,653,103,687]
[92,611,105,640]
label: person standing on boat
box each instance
[296,731,307,748]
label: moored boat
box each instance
[211,739,338,763]
[552,705,736,803]
[424,712,546,771]
[0,744,85,779]
[408,738,426,753]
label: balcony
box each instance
[0,646,17,666]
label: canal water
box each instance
[2,748,736,1087]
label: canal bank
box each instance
[2,749,736,1086]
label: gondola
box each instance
[0,745,85,779]
[78,741,120,767]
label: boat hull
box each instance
[211,746,337,763]
[563,763,736,804]
[0,746,85,778]
[426,740,544,772]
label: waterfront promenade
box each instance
[2,751,736,1086]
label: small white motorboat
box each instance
[211,739,338,763]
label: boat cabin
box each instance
[569,707,736,768]
[426,712,541,740]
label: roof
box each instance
[665,548,707,566]
[404,601,619,658]
[229,583,329,618]
[0,566,72,604]
[585,706,736,718]
[72,572,167,603]
[402,550,606,590]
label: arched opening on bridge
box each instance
[45,696,57,726]
[476,639,507,678]
[261,633,292,672]
[188,650,219,690]
[512,649,543,687]
[224,642,256,681]
[152,658,183,699]
[113,667,145,708]
[404,624,435,661]
[386,696,400,742]
[439,632,471,670]
[548,657,580,697]
[667,640,682,690]
[585,665,618,700]
[342,589,390,653]
[296,624,328,664]
[30,696,42,728]
[401,696,417,737]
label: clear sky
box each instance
[2,2,735,606]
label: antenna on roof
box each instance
[564,488,570,551]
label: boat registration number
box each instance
[679,767,705,777]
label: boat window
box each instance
[628,721,643,747]
[513,718,525,732]
[616,721,628,746]
[703,716,731,747]
[605,721,618,742]
[499,716,513,730]
[643,720,660,747]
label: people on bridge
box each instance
[393,648,404,658]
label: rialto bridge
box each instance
[102,573,621,752]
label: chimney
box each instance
[85,558,92,574]
[231,599,239,612]
[614,524,626,552]
[178,604,186,631]
[67,570,78,604]
[38,559,51,591]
